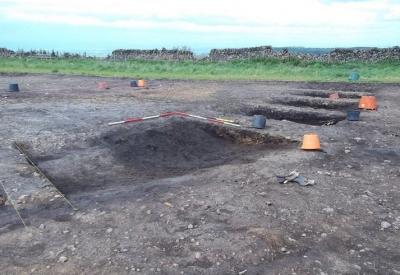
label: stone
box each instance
[364,190,374,197]
[381,221,391,229]
[187,224,194,229]
[17,195,29,204]
[106,228,113,233]
[323,207,334,214]
[58,256,68,263]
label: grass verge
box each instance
[1,57,399,83]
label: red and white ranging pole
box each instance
[108,111,240,127]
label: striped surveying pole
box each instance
[107,112,177,126]
[183,113,240,127]
[108,111,241,127]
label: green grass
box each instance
[1,57,400,83]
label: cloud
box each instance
[385,5,400,20]
[0,0,399,36]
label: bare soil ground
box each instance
[0,74,399,275]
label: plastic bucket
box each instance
[347,110,360,121]
[8,83,19,92]
[137,79,146,88]
[130,80,138,87]
[301,133,321,150]
[97,81,109,89]
[329,92,339,100]
[359,96,377,110]
[349,72,360,81]
[252,115,266,129]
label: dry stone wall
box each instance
[208,46,400,62]
[111,48,194,61]
[1,46,399,62]
[0,48,14,57]
[208,46,273,61]
[323,47,400,62]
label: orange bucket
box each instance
[137,79,146,88]
[301,133,321,150]
[329,92,339,100]
[358,96,377,110]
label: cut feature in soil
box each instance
[243,105,346,126]
[272,96,358,111]
[296,90,365,99]
[21,118,295,194]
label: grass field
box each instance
[1,57,400,82]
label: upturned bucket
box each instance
[349,71,360,81]
[130,80,138,87]
[137,79,146,88]
[252,115,266,129]
[329,92,339,100]
[8,83,19,92]
[347,110,360,121]
[97,81,109,90]
[301,133,321,150]
[358,96,377,110]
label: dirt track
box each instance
[0,74,399,274]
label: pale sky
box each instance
[0,0,399,54]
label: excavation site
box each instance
[0,75,399,274]
[18,118,295,194]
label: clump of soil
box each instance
[0,194,6,207]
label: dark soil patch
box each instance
[22,118,295,194]
[297,90,365,99]
[272,96,358,111]
[296,82,385,92]
[243,105,346,126]
[0,189,6,206]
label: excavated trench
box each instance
[20,118,296,194]
[272,97,358,111]
[243,105,346,126]
[298,90,364,99]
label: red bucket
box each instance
[329,92,339,100]
[97,82,109,90]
